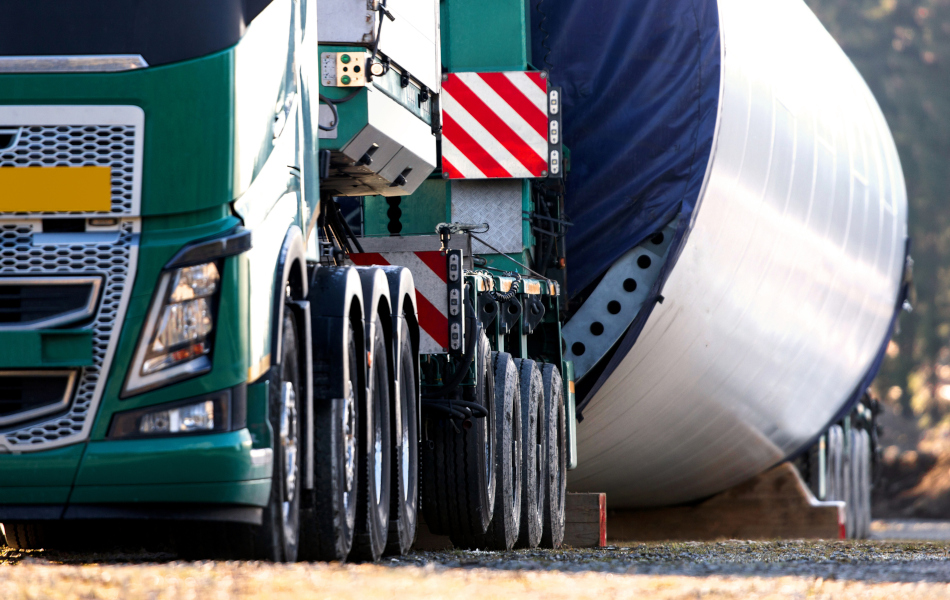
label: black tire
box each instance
[860,428,873,538]
[468,352,521,550]
[513,358,544,549]
[384,318,419,556]
[238,309,302,561]
[1,523,48,550]
[540,364,566,549]
[800,435,823,500]
[849,427,872,539]
[350,320,392,562]
[202,309,303,561]
[826,424,845,531]
[300,319,360,561]
[421,331,496,543]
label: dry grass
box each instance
[5,540,950,599]
[4,561,950,600]
[3,551,950,600]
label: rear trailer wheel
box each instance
[850,428,872,539]
[540,364,566,549]
[384,318,419,556]
[843,428,856,539]
[825,424,846,536]
[513,358,544,549]
[350,322,392,562]
[300,320,360,562]
[468,352,522,550]
[861,428,873,538]
[421,331,496,543]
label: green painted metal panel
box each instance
[0,443,84,487]
[363,179,447,237]
[318,45,370,152]
[0,487,71,504]
[362,195,389,236]
[319,90,369,153]
[0,48,235,217]
[483,251,534,276]
[521,180,534,250]
[246,379,272,450]
[76,429,267,486]
[69,479,271,507]
[441,0,531,72]
[0,330,93,368]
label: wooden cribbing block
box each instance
[607,462,845,542]
[564,492,607,547]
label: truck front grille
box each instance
[0,222,136,448]
[0,105,143,218]
[0,276,101,327]
[0,371,76,427]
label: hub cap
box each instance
[280,381,298,540]
[401,387,410,503]
[374,395,383,506]
[343,382,357,516]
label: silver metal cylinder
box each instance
[570,0,908,508]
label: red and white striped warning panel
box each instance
[441,71,563,180]
[349,252,449,354]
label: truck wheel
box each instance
[851,428,872,539]
[1,523,48,550]
[843,428,855,539]
[540,364,566,549]
[217,309,303,562]
[825,424,845,531]
[514,358,544,549]
[385,318,418,556]
[467,352,522,550]
[350,322,392,561]
[247,309,302,561]
[301,320,360,562]
[421,331,496,542]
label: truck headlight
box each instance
[108,390,237,439]
[124,261,221,396]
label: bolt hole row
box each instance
[568,248,662,357]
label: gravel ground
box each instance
[6,534,950,599]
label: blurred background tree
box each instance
[808,0,950,429]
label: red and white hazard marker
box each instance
[441,71,561,180]
[350,251,450,354]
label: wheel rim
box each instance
[374,391,384,506]
[557,405,565,502]
[343,381,358,518]
[535,405,544,518]
[400,380,410,503]
[510,399,520,514]
[280,381,299,539]
[484,356,494,487]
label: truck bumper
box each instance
[0,429,272,523]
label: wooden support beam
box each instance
[606,462,845,542]
[564,492,607,548]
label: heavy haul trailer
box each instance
[317,0,573,553]
[0,0,572,561]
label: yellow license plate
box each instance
[0,166,112,212]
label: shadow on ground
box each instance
[6,535,950,584]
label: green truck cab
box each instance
[0,0,574,562]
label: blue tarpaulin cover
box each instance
[530,0,721,297]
